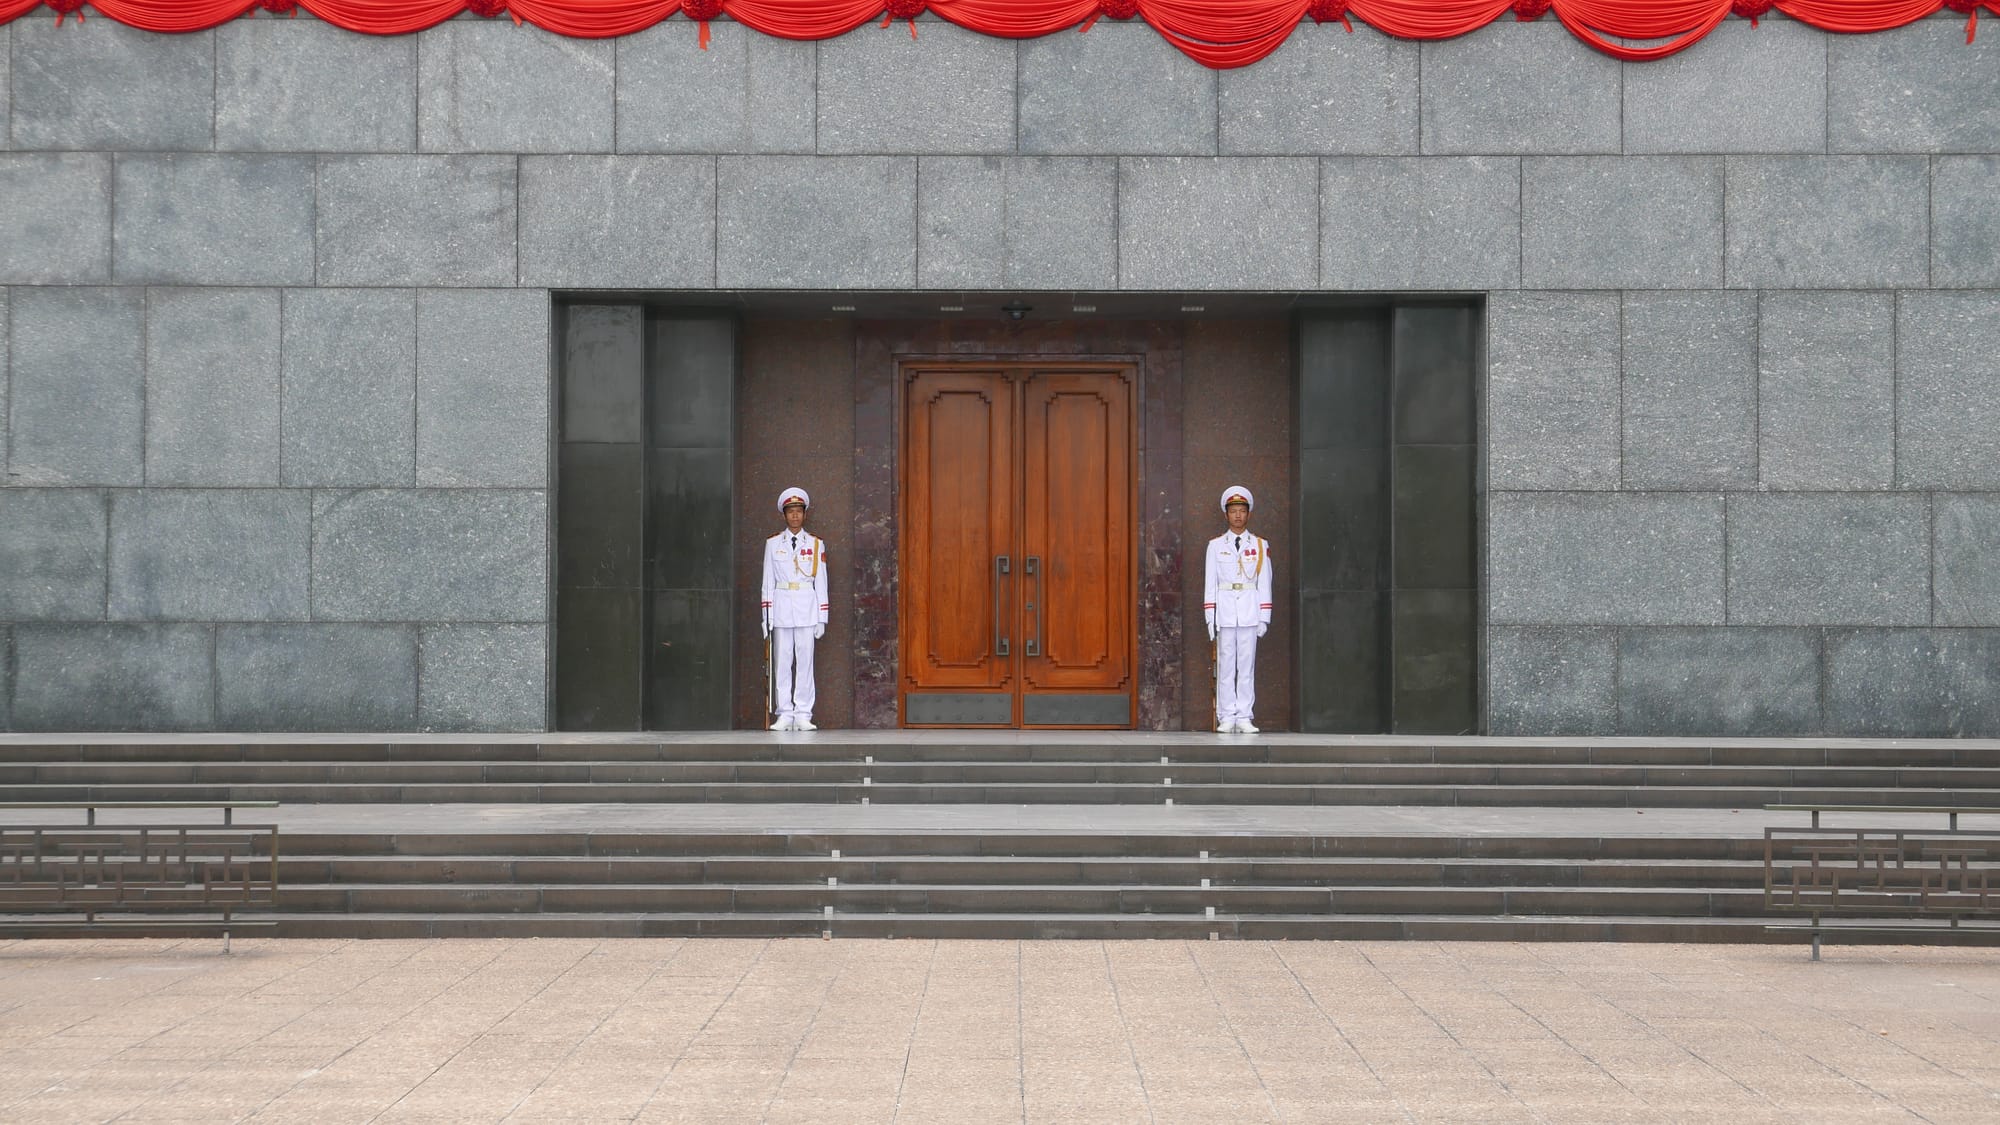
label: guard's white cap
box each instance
[778,487,810,513]
[1219,485,1254,512]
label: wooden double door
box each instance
[900,362,1137,727]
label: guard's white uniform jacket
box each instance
[762,531,829,725]
[761,531,829,629]
[1203,532,1272,630]
[1203,532,1273,727]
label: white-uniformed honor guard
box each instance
[1202,485,1273,734]
[760,488,829,731]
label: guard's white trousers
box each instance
[1215,626,1258,724]
[772,627,817,723]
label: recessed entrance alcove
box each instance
[551,292,1481,733]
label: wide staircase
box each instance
[4,735,1998,941]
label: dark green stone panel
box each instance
[555,586,643,730]
[1391,588,1478,735]
[1298,313,1389,451]
[1300,446,1387,593]
[1392,443,1476,591]
[647,589,733,730]
[648,317,736,450]
[561,305,644,444]
[557,443,643,591]
[1300,590,1385,733]
[1391,306,1477,446]
[646,447,734,591]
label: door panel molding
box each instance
[900,360,1137,728]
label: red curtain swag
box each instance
[5,0,1993,65]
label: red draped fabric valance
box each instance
[4,0,1992,67]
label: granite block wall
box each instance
[1,14,1994,732]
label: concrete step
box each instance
[265,881,1776,917]
[276,854,1770,888]
[15,740,2000,768]
[12,780,1998,807]
[12,760,2000,788]
[239,911,1838,942]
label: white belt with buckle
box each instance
[782,582,802,590]
[1227,583,1247,590]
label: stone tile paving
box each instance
[2,939,1998,1123]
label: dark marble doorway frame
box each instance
[850,321,1187,730]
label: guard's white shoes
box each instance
[1215,721,1232,733]
[795,719,816,731]
[771,716,794,731]
[1237,721,1259,734]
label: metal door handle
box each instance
[994,555,1010,657]
[1025,556,1042,657]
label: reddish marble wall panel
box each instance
[735,319,857,729]
[1181,321,1295,731]
[737,315,1288,730]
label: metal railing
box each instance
[1764,804,2000,960]
[0,803,280,949]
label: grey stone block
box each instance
[1485,626,1615,736]
[0,626,10,732]
[1757,291,1895,490]
[1622,22,1825,154]
[0,154,110,283]
[1521,157,1723,289]
[12,625,213,732]
[1119,158,1317,290]
[10,21,213,151]
[418,23,614,153]
[1724,157,1929,288]
[419,624,548,732]
[317,156,516,286]
[1826,628,2000,737]
[1019,25,1216,155]
[615,24,814,154]
[145,288,282,487]
[280,289,416,487]
[112,155,316,285]
[716,157,916,288]
[817,25,1014,154]
[1219,25,1418,156]
[0,490,106,621]
[1935,495,2000,627]
[311,490,547,622]
[917,157,1117,289]
[1418,24,1619,155]
[1933,156,2000,288]
[1829,22,2000,154]
[1621,291,1756,489]
[1321,157,1518,290]
[217,624,416,731]
[217,22,417,153]
[1727,493,1929,626]
[518,156,715,288]
[8,287,143,486]
[1897,291,2000,489]
[0,289,6,482]
[1617,628,1822,736]
[417,289,550,488]
[107,491,310,622]
[1489,492,1725,625]
[1485,292,1620,491]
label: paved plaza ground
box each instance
[2,939,1998,1123]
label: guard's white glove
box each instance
[1256,623,1267,638]
[814,624,825,640]
[1207,623,1217,642]
[760,620,770,639]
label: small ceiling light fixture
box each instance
[1001,301,1034,321]
[1071,304,1097,313]
[939,305,965,312]
[1181,305,1206,313]
[831,305,857,312]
